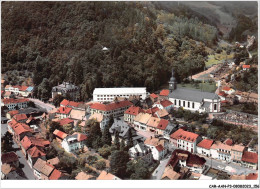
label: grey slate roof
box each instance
[169,88,219,103]
[201,102,211,108]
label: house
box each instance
[1,152,19,168]
[109,119,144,145]
[56,107,72,119]
[133,113,152,131]
[6,110,19,119]
[60,99,85,110]
[52,82,80,101]
[55,117,74,128]
[230,173,258,180]
[159,89,170,99]
[171,128,200,153]
[144,137,168,160]
[146,117,160,133]
[150,93,159,102]
[231,144,245,163]
[217,142,232,162]
[222,86,235,95]
[144,107,159,116]
[88,113,109,131]
[69,109,86,121]
[241,151,258,170]
[224,138,233,146]
[168,69,220,113]
[124,106,143,124]
[161,166,180,180]
[156,119,169,136]
[53,129,68,141]
[12,122,33,142]
[75,171,94,180]
[129,143,153,163]
[61,132,87,153]
[242,65,251,71]
[1,98,29,110]
[13,113,27,123]
[218,91,228,101]
[96,170,121,180]
[152,100,174,112]
[49,168,66,180]
[210,141,220,159]
[141,97,154,109]
[4,91,15,99]
[93,87,147,102]
[1,164,16,179]
[47,157,60,167]
[33,158,54,180]
[154,108,169,119]
[168,149,206,174]
[163,123,176,139]
[60,99,70,107]
[196,139,214,157]
[27,146,47,168]
[90,100,132,118]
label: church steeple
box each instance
[169,68,177,92]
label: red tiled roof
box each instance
[160,89,170,96]
[157,119,169,130]
[222,86,231,91]
[242,151,258,164]
[90,100,132,111]
[49,169,63,180]
[2,98,29,104]
[187,153,206,167]
[60,99,69,106]
[242,65,251,69]
[124,106,143,116]
[13,123,32,135]
[67,101,81,108]
[56,107,72,115]
[27,146,46,158]
[159,100,173,107]
[246,173,258,180]
[218,91,228,97]
[177,130,199,142]
[8,119,18,128]
[170,129,184,140]
[150,93,158,99]
[155,144,164,152]
[53,129,68,139]
[56,118,74,126]
[145,107,159,114]
[224,138,233,146]
[72,132,87,141]
[221,100,228,103]
[20,136,50,151]
[197,139,214,150]
[13,114,27,122]
[7,110,19,117]
[19,86,29,91]
[1,152,19,164]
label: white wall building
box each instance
[61,133,87,153]
[176,130,200,153]
[93,88,147,102]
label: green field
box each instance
[206,51,234,67]
[177,82,217,93]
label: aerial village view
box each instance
[0,1,259,185]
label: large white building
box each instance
[93,88,147,102]
[61,133,87,153]
[167,69,221,113]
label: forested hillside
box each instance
[1,1,249,101]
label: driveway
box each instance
[1,123,8,137]
[150,155,171,180]
[29,98,55,112]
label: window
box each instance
[192,102,195,109]
[214,104,217,110]
[183,101,185,107]
[188,102,190,108]
[174,99,176,105]
[179,100,181,106]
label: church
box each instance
[168,69,221,113]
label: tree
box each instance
[101,125,112,146]
[95,160,106,170]
[92,136,102,149]
[63,124,73,134]
[126,130,134,150]
[113,131,120,150]
[120,139,126,151]
[126,159,150,179]
[1,132,14,153]
[27,101,36,108]
[110,150,130,178]
[108,115,114,128]
[86,121,102,148]
[53,94,64,107]
[98,144,112,159]
[1,106,8,117]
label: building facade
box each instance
[52,82,79,101]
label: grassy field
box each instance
[177,82,217,93]
[206,51,234,67]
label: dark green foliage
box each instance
[27,101,36,108]
[126,159,150,179]
[1,106,9,117]
[110,150,130,178]
[101,125,112,146]
[98,144,112,159]
[241,103,258,115]
[86,155,98,165]
[172,108,208,123]
[126,129,134,150]
[86,121,102,148]
[108,116,114,128]
[95,160,106,170]
[113,131,120,150]
[92,136,103,149]
[47,121,64,140]
[120,139,126,151]
[46,146,58,159]
[53,94,65,107]
[1,132,14,153]
[56,155,77,174]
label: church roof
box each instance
[169,88,219,102]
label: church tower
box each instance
[169,68,177,92]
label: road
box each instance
[204,156,257,175]
[1,123,36,180]
[29,98,55,112]
[150,155,172,180]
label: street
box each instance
[204,156,257,175]
[1,123,36,180]
[150,155,172,180]
[29,98,55,112]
